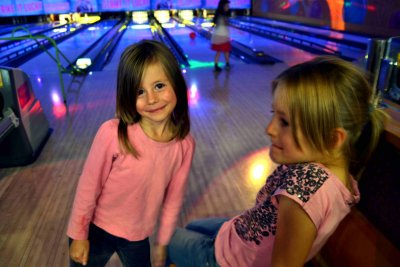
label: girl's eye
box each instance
[280,118,289,127]
[155,83,166,90]
[271,108,289,127]
[137,89,145,96]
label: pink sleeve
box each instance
[156,135,195,245]
[271,163,333,230]
[67,121,116,240]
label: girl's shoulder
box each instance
[100,119,145,141]
[88,119,121,152]
[182,132,195,146]
[97,118,119,135]
[173,132,195,154]
[93,119,122,144]
[271,163,330,202]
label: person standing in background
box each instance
[211,0,231,72]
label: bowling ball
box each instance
[189,32,196,40]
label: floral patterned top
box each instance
[215,163,360,267]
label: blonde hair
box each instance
[272,56,387,179]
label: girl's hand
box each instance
[152,244,167,267]
[69,239,89,266]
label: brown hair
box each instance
[272,56,387,179]
[116,40,190,157]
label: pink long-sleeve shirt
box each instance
[67,119,195,245]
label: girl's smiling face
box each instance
[135,62,177,127]
[266,83,325,165]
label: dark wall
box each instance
[357,135,400,249]
[252,0,400,37]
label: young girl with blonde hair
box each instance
[166,56,386,267]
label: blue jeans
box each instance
[69,223,151,267]
[167,217,229,267]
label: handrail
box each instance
[0,30,84,104]
[0,24,87,67]
[0,20,101,68]
[0,23,69,52]
[6,26,77,66]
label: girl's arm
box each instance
[271,196,317,267]
[67,121,116,240]
[152,137,195,265]
[156,136,195,245]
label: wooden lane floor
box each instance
[2,48,399,266]
[0,60,287,266]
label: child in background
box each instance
[67,40,195,267]
[166,56,387,267]
[211,0,231,72]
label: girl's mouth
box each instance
[147,105,165,113]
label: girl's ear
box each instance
[331,127,347,150]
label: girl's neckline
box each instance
[136,123,177,146]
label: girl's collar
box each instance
[136,122,177,145]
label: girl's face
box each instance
[266,84,324,165]
[224,3,229,11]
[136,62,177,127]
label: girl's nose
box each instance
[265,119,275,137]
[147,90,159,104]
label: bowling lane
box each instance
[180,17,312,66]
[187,17,316,66]
[0,23,80,65]
[163,20,243,68]
[12,19,122,118]
[0,24,17,34]
[18,19,120,75]
[0,22,56,44]
[231,17,366,61]
[240,16,369,46]
[227,24,316,66]
[101,23,153,71]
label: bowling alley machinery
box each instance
[0,1,399,266]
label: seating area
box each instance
[313,209,399,267]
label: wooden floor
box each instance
[0,40,313,266]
